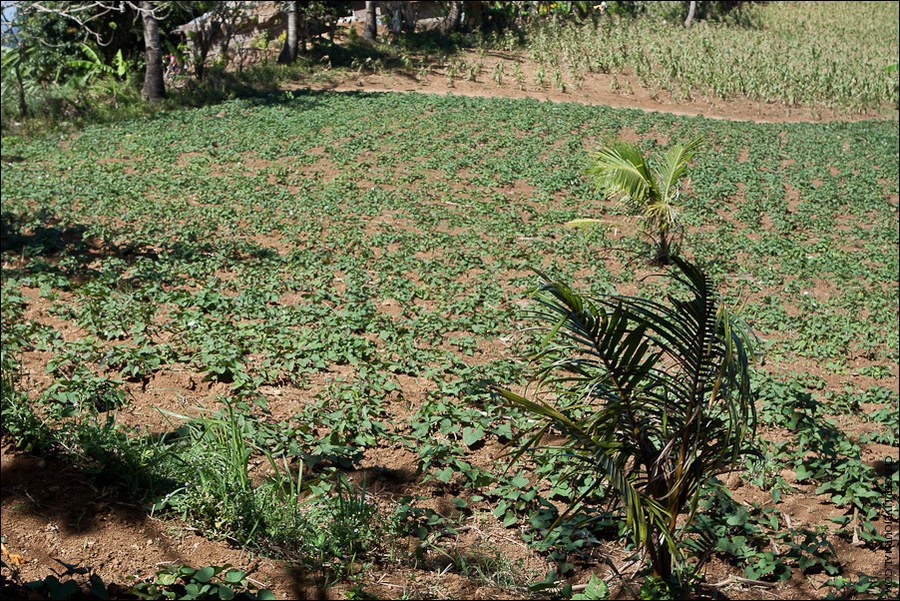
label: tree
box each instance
[441,1,463,34]
[303,1,352,48]
[684,0,698,27]
[140,1,164,101]
[361,0,377,44]
[277,0,299,63]
[2,1,167,105]
[496,257,757,587]
[381,0,417,34]
[1,6,30,117]
[175,2,254,82]
[582,136,704,265]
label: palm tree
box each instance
[362,1,378,44]
[495,257,757,586]
[582,136,703,265]
[140,1,165,102]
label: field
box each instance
[2,3,899,601]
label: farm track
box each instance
[286,46,897,125]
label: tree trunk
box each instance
[141,1,165,102]
[401,2,418,33]
[362,1,377,43]
[684,1,698,27]
[653,537,673,583]
[14,42,28,117]
[278,1,299,64]
[192,38,210,83]
[442,1,463,34]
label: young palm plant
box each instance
[580,136,703,265]
[495,257,757,586]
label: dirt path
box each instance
[291,47,895,124]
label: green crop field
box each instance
[516,1,899,112]
[2,0,899,596]
[3,89,897,598]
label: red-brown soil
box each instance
[2,45,898,601]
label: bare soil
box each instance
[2,45,898,600]
[295,45,894,125]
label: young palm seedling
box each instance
[578,136,703,265]
[495,257,758,589]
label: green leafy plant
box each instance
[68,44,128,86]
[1,350,51,453]
[495,257,758,586]
[576,575,610,599]
[66,43,129,109]
[128,564,274,600]
[578,136,703,265]
[2,77,897,598]
[824,573,900,600]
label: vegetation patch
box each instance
[1,2,898,599]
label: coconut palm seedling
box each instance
[577,136,703,265]
[495,257,757,588]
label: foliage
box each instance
[1,1,896,135]
[178,1,259,83]
[572,574,609,599]
[495,257,758,584]
[581,135,703,264]
[688,483,842,583]
[519,1,898,112]
[6,4,87,84]
[68,44,128,86]
[148,401,390,583]
[298,1,353,37]
[1,554,274,600]
[1,348,52,454]
[1,89,897,597]
[886,61,899,106]
[128,564,275,600]
[823,574,900,600]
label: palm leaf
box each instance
[499,258,757,582]
[585,141,658,211]
[656,136,703,205]
[493,385,669,549]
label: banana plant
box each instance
[495,257,758,585]
[577,136,704,265]
[68,43,128,85]
[67,43,128,107]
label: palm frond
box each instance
[656,136,703,208]
[585,141,658,211]
[498,257,757,582]
[642,201,680,234]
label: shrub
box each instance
[496,257,758,587]
[579,136,703,266]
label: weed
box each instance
[129,564,275,600]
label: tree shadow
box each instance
[1,205,281,288]
[2,207,152,286]
[0,449,186,598]
[288,31,471,79]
